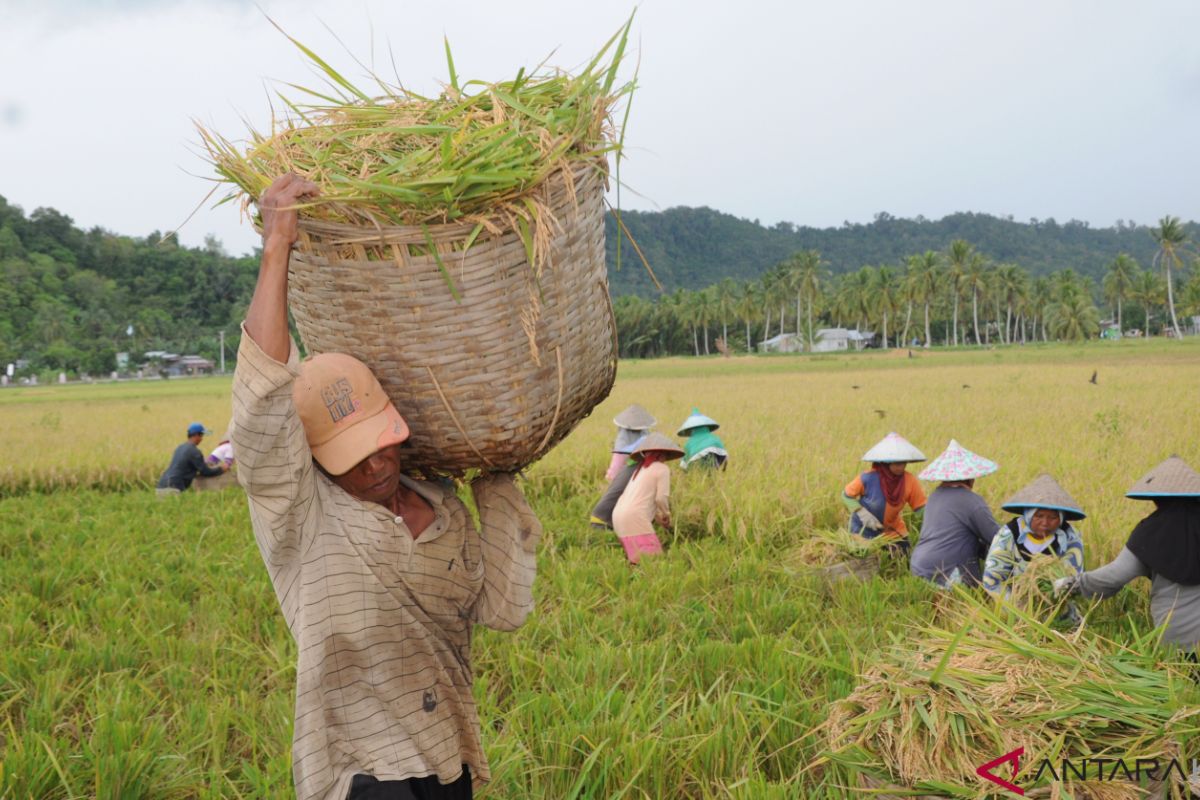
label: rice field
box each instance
[2,338,1199,798]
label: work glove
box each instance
[1052,575,1078,596]
[853,507,883,531]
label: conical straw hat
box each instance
[631,432,684,461]
[861,432,926,463]
[1001,473,1086,520]
[614,434,647,455]
[1126,456,1200,499]
[918,439,998,481]
[677,408,720,435]
[613,403,656,430]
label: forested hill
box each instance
[1,189,1193,376]
[603,207,1190,297]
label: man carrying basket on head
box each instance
[232,175,541,800]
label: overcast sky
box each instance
[2,0,1199,256]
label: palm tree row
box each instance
[613,218,1198,358]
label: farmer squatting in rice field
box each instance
[907,439,1000,588]
[842,432,927,551]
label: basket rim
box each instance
[291,158,609,243]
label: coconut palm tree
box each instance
[829,273,855,329]
[945,240,972,346]
[736,281,762,353]
[759,265,789,341]
[993,264,1026,345]
[1046,294,1100,342]
[695,287,716,355]
[1131,271,1165,336]
[1102,254,1140,334]
[962,254,991,346]
[676,289,700,356]
[1150,216,1189,339]
[1179,270,1200,324]
[792,250,824,349]
[899,259,917,347]
[1030,276,1053,342]
[907,251,940,348]
[871,265,902,348]
[714,277,738,347]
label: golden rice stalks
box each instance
[822,576,1200,798]
[783,528,890,568]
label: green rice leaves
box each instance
[197,15,637,259]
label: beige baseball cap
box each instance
[292,353,410,476]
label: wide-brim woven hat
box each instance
[631,432,684,461]
[861,432,926,463]
[1001,473,1086,520]
[1127,456,1200,500]
[918,439,999,481]
[677,408,720,435]
[614,403,656,431]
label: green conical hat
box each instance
[1001,473,1086,521]
[1127,456,1200,500]
[677,408,719,435]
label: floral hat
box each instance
[918,439,998,481]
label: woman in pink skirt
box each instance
[611,433,683,564]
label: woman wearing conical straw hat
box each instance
[676,408,728,471]
[1055,457,1200,650]
[910,439,1000,588]
[611,433,683,565]
[981,474,1085,599]
[842,432,928,549]
[606,404,656,482]
[588,435,644,530]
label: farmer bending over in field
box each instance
[604,403,656,482]
[611,433,682,564]
[842,432,927,551]
[589,434,644,529]
[232,174,541,800]
[676,408,728,471]
[1055,457,1200,652]
[154,421,229,496]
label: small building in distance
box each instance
[757,333,804,353]
[142,351,215,377]
[812,328,875,352]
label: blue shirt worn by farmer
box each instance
[156,442,223,490]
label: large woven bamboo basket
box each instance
[286,160,617,474]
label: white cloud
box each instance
[1,0,1198,255]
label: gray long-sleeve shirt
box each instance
[910,486,999,586]
[1075,546,1200,649]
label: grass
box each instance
[2,338,1199,797]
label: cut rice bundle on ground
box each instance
[821,573,1200,799]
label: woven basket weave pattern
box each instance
[287,161,616,474]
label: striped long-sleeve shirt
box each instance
[231,327,540,800]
